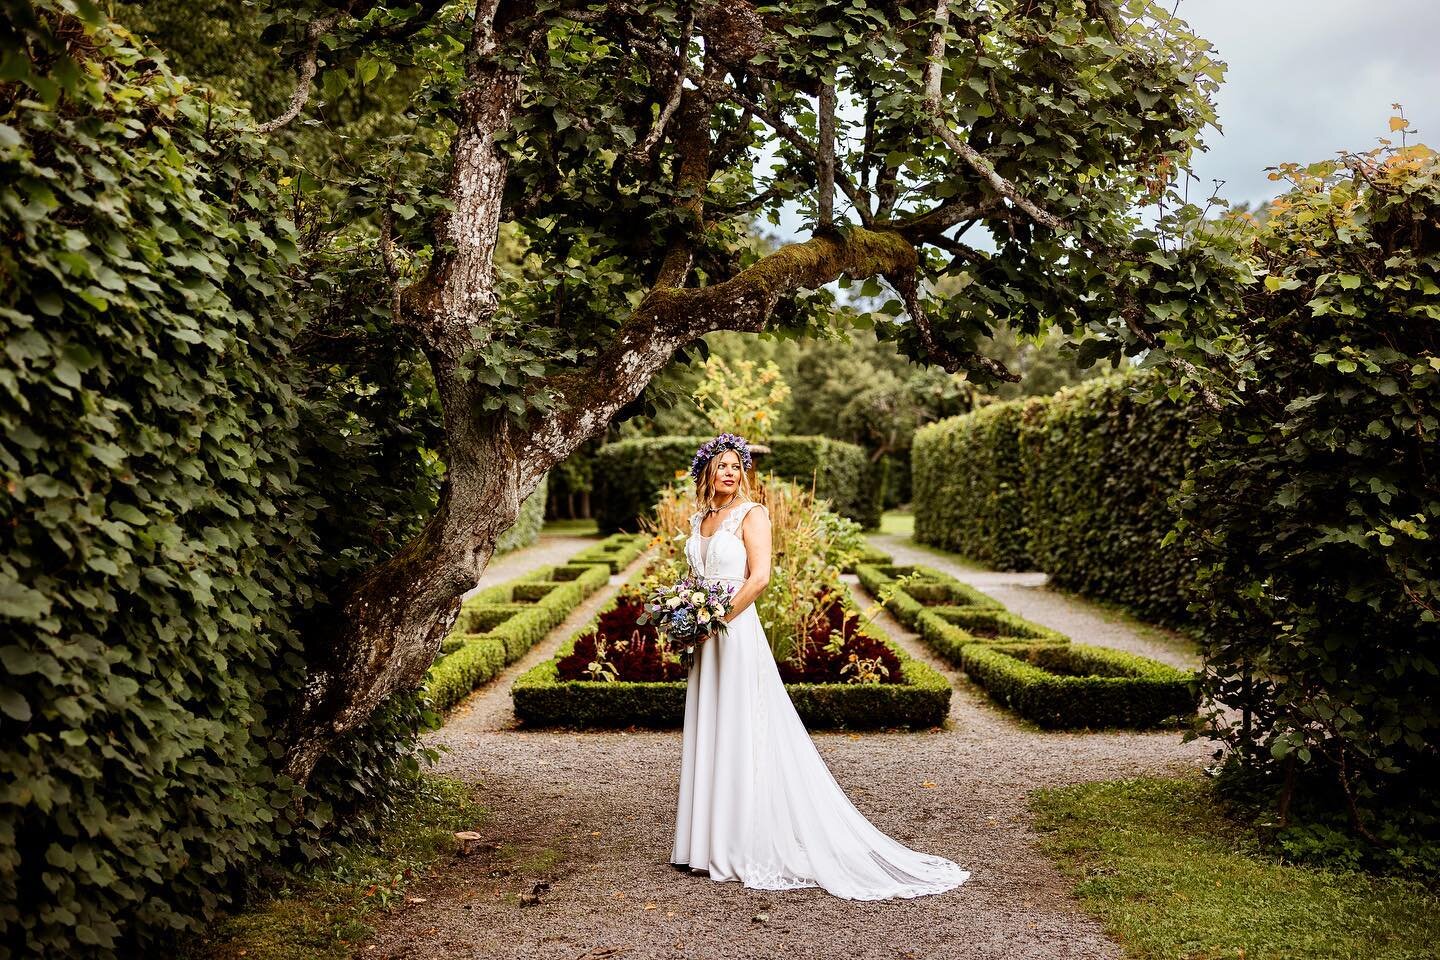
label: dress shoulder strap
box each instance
[720,500,764,534]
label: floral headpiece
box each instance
[689,433,752,482]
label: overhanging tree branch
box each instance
[251,7,352,135]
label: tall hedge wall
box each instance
[1018,375,1199,625]
[0,10,317,956]
[593,435,880,532]
[910,374,1198,625]
[911,400,1030,570]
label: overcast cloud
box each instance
[1183,0,1440,208]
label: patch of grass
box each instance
[1030,774,1440,960]
[542,518,601,535]
[180,776,487,960]
[878,509,914,537]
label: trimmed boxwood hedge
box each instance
[853,562,1001,630]
[912,400,1030,570]
[568,533,651,573]
[511,588,952,730]
[844,541,895,572]
[592,435,881,533]
[959,641,1199,729]
[423,560,614,713]
[916,607,1069,664]
[1018,375,1200,626]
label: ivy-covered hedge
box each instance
[959,642,1199,729]
[512,588,952,730]
[592,435,880,533]
[0,12,324,957]
[1019,375,1200,625]
[910,374,1198,625]
[912,400,1030,570]
[424,561,614,713]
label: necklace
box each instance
[703,491,739,516]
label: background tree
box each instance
[236,0,1236,785]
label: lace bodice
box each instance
[685,501,765,583]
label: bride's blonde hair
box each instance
[694,449,755,510]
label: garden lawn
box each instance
[1030,774,1440,960]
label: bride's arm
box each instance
[721,506,772,623]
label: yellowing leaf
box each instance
[1389,116,1409,131]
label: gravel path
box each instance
[362,536,1210,960]
[868,533,1200,670]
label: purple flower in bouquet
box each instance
[637,574,736,669]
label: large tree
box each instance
[263,0,1234,784]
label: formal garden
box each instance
[3,1,1438,958]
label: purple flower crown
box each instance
[689,433,753,481]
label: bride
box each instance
[669,432,971,900]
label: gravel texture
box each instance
[362,539,1210,960]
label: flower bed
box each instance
[958,641,1199,729]
[423,560,616,713]
[511,586,951,730]
[569,533,651,573]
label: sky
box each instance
[768,0,1440,241]
[1181,0,1440,209]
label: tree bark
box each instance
[282,5,937,788]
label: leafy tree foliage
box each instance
[1170,142,1440,866]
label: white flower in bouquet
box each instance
[667,595,684,608]
[690,590,706,604]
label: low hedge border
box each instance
[958,641,1199,729]
[423,558,618,713]
[916,607,1070,664]
[511,584,952,730]
[843,542,894,573]
[569,533,651,573]
[853,562,1001,630]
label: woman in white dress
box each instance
[669,432,971,900]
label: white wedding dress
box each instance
[669,500,971,900]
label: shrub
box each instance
[912,400,1030,570]
[0,11,324,955]
[1018,375,1199,625]
[1170,143,1440,850]
[421,560,611,713]
[567,533,650,573]
[959,642,1199,729]
[513,579,952,729]
[916,607,1069,664]
[853,562,1000,630]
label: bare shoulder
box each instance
[742,501,770,525]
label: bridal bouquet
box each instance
[637,574,735,669]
